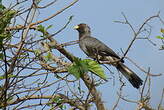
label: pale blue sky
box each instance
[67,1,164,109]
[3,0,164,109]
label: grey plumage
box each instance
[74,23,143,89]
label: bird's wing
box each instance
[81,36,121,60]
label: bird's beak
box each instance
[73,25,79,30]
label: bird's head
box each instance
[74,23,91,37]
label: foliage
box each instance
[0,74,16,80]
[48,96,66,110]
[36,24,53,37]
[68,57,107,80]
[156,28,164,50]
[0,4,16,52]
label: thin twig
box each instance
[158,88,164,110]
[119,12,159,60]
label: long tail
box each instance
[116,63,143,89]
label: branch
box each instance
[115,12,160,60]
[44,34,106,110]
[158,88,164,110]
[4,94,85,110]
[6,0,78,31]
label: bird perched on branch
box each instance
[74,23,143,89]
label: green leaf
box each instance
[0,31,11,39]
[68,58,107,80]
[67,57,89,79]
[0,9,16,49]
[46,24,53,30]
[156,36,164,39]
[34,49,41,56]
[73,57,88,73]
[83,59,107,80]
[0,5,5,11]
[0,0,5,12]
[67,64,81,79]
[161,28,164,33]
[37,25,51,37]
[0,52,3,59]
[0,74,16,80]
[44,52,52,62]
[52,96,62,103]
[36,25,45,33]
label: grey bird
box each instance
[74,23,143,89]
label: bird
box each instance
[74,23,143,89]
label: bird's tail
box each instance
[116,63,143,89]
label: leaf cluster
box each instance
[0,3,16,56]
[36,24,53,37]
[156,28,164,50]
[67,57,107,80]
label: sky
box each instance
[65,1,164,109]
[3,0,164,109]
